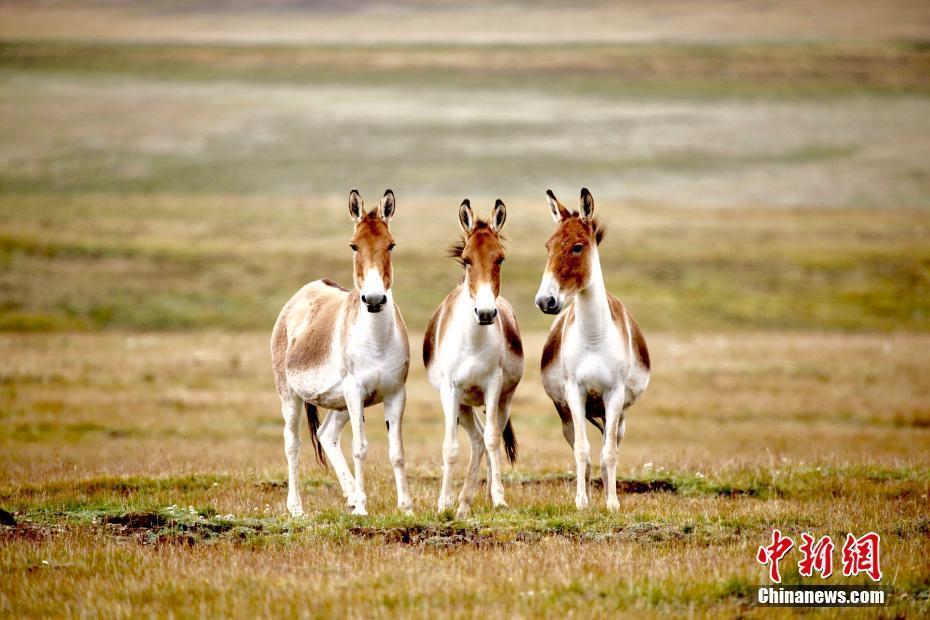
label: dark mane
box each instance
[447,219,492,266]
[570,211,606,245]
[591,215,606,245]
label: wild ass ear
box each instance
[546,189,570,223]
[459,199,475,233]
[379,189,396,223]
[348,189,364,223]
[490,199,507,232]
[579,187,595,222]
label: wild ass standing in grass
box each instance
[423,199,524,518]
[535,188,650,511]
[271,189,412,517]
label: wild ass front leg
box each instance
[384,388,413,515]
[317,409,357,506]
[281,394,304,517]
[600,391,628,512]
[343,378,369,516]
[565,384,592,509]
[556,402,591,488]
[456,406,486,518]
[483,373,507,508]
[437,381,461,512]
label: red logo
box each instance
[756,529,794,583]
[798,533,834,578]
[842,532,882,582]
[758,531,882,583]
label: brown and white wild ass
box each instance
[423,199,523,518]
[535,188,650,511]
[271,189,412,517]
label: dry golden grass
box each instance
[1,331,928,616]
[2,6,929,615]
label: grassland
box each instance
[1,2,930,617]
[1,331,928,617]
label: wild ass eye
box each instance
[349,244,358,252]
[387,243,396,252]
[571,243,584,254]
[495,257,505,265]
[463,258,472,266]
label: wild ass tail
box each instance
[584,396,606,434]
[304,402,327,468]
[502,418,517,465]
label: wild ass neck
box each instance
[458,279,499,350]
[573,247,612,347]
[353,291,397,349]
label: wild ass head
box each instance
[348,189,396,313]
[451,199,507,326]
[535,188,605,315]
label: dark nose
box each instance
[475,307,498,325]
[361,293,387,311]
[536,295,560,314]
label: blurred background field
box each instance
[1,1,929,617]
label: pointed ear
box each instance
[459,199,475,233]
[490,199,507,232]
[348,189,364,223]
[579,187,595,222]
[546,189,570,223]
[379,189,395,223]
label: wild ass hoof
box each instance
[348,492,368,516]
[606,497,621,512]
[287,503,305,518]
[437,495,456,512]
[575,493,590,510]
[492,498,509,510]
[454,504,471,519]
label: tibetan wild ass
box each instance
[423,199,524,517]
[534,188,650,511]
[271,189,412,516]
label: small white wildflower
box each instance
[41,560,50,566]
[643,462,653,470]
[696,472,705,479]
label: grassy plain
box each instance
[1,331,928,617]
[1,1,930,617]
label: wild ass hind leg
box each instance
[384,388,413,515]
[565,384,592,509]
[437,381,461,512]
[281,392,304,517]
[464,408,493,502]
[317,409,357,508]
[483,373,507,509]
[456,405,486,519]
[600,391,629,512]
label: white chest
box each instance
[346,328,407,391]
[562,324,628,395]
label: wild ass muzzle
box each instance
[271,189,412,516]
[535,188,650,511]
[423,199,524,518]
